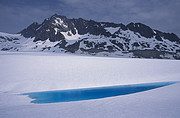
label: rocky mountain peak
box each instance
[20,14,180,43]
[20,14,78,42]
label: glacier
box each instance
[0,52,180,118]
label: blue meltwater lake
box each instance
[22,81,179,104]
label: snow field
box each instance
[0,52,180,118]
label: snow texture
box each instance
[0,52,180,118]
[105,27,120,34]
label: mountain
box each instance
[0,14,180,59]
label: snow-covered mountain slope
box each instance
[0,14,180,59]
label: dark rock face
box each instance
[155,30,180,43]
[65,41,81,53]
[54,40,80,53]
[20,22,40,38]
[110,40,124,51]
[131,49,178,59]
[131,50,165,59]
[71,19,112,37]
[79,40,117,53]
[127,23,155,38]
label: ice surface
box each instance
[0,52,180,118]
[22,82,178,103]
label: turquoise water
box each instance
[22,81,178,104]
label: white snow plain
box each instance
[0,52,180,118]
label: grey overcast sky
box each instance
[0,0,179,37]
